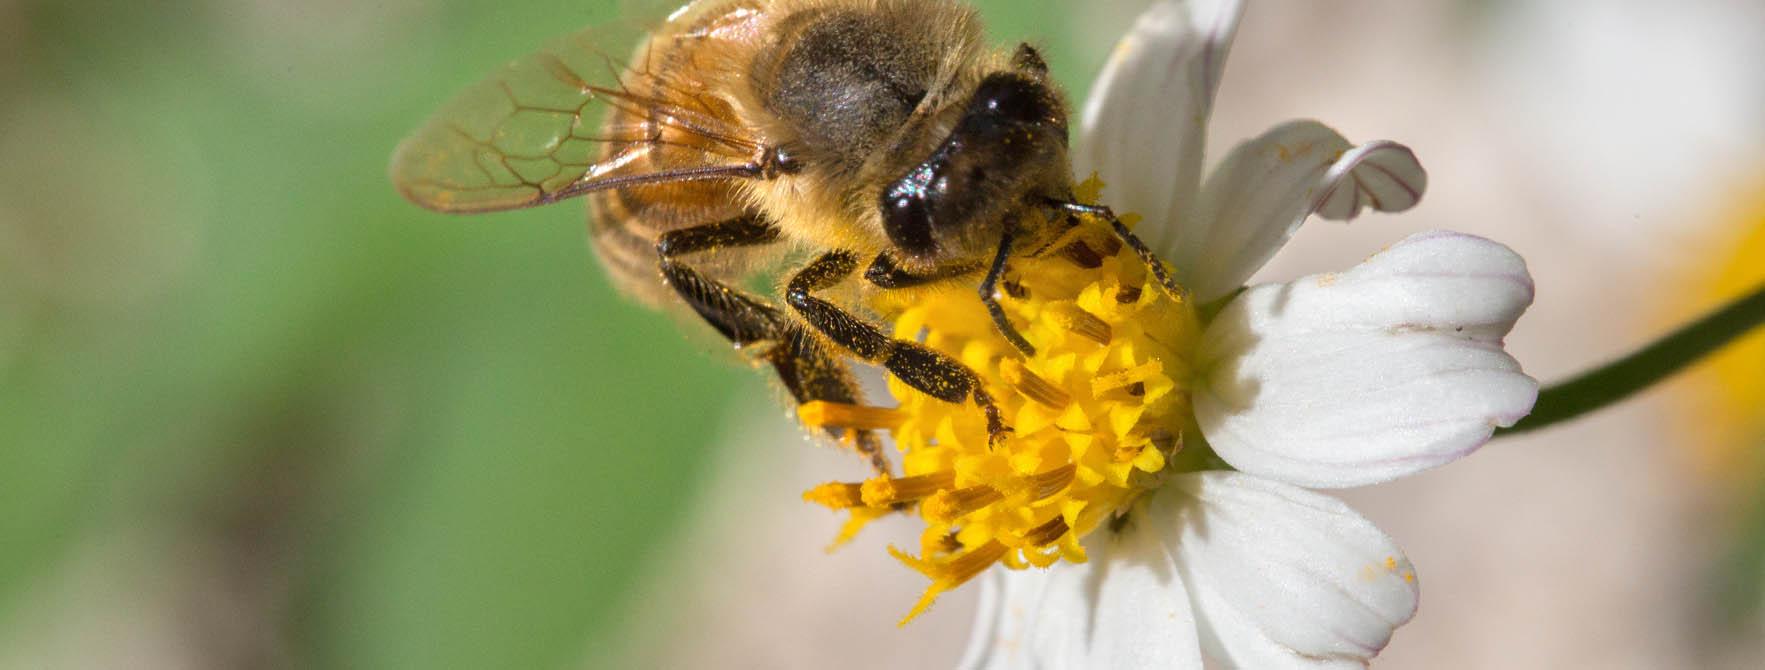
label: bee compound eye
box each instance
[882,189,937,256]
[974,75,1046,123]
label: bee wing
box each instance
[390,18,765,214]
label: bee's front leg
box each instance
[863,243,1036,357]
[977,229,1036,357]
[788,251,1009,445]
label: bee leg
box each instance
[767,329,891,475]
[863,250,1033,356]
[657,217,892,475]
[656,215,785,344]
[861,252,980,289]
[978,229,1036,357]
[1050,201,1191,303]
[788,251,1009,445]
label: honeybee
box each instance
[391,0,1177,474]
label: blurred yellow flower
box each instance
[1671,177,1765,481]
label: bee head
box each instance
[879,57,1071,263]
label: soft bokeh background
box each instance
[2,1,1762,668]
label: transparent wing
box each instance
[390,15,764,214]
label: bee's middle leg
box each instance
[788,250,1008,443]
[657,215,785,345]
[657,217,890,474]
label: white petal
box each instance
[1074,0,1245,266]
[1151,472,1420,667]
[1179,120,1429,302]
[1195,231,1538,488]
[1312,140,1427,221]
[956,569,1007,670]
[958,525,1202,669]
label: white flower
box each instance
[958,0,1538,666]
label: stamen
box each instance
[1091,360,1163,395]
[798,401,906,431]
[1021,515,1070,546]
[999,358,1071,408]
[803,482,865,509]
[1053,305,1113,344]
[1061,240,1105,268]
[892,540,1009,624]
[1002,278,1029,299]
[922,484,1004,523]
[936,531,963,554]
[1025,463,1077,500]
[1115,284,1143,304]
[861,471,957,506]
[941,540,1009,583]
[1093,233,1124,257]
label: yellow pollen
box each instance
[803,181,1203,622]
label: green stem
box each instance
[1499,282,1765,436]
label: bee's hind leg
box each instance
[657,215,785,345]
[788,250,1009,445]
[766,328,891,475]
[657,216,892,475]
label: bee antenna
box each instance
[1044,199,1189,302]
[1011,43,1049,76]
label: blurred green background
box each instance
[7,0,1765,668]
[0,1,1093,668]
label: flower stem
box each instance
[1499,282,1765,435]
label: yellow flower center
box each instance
[802,187,1202,623]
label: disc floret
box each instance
[804,205,1202,622]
